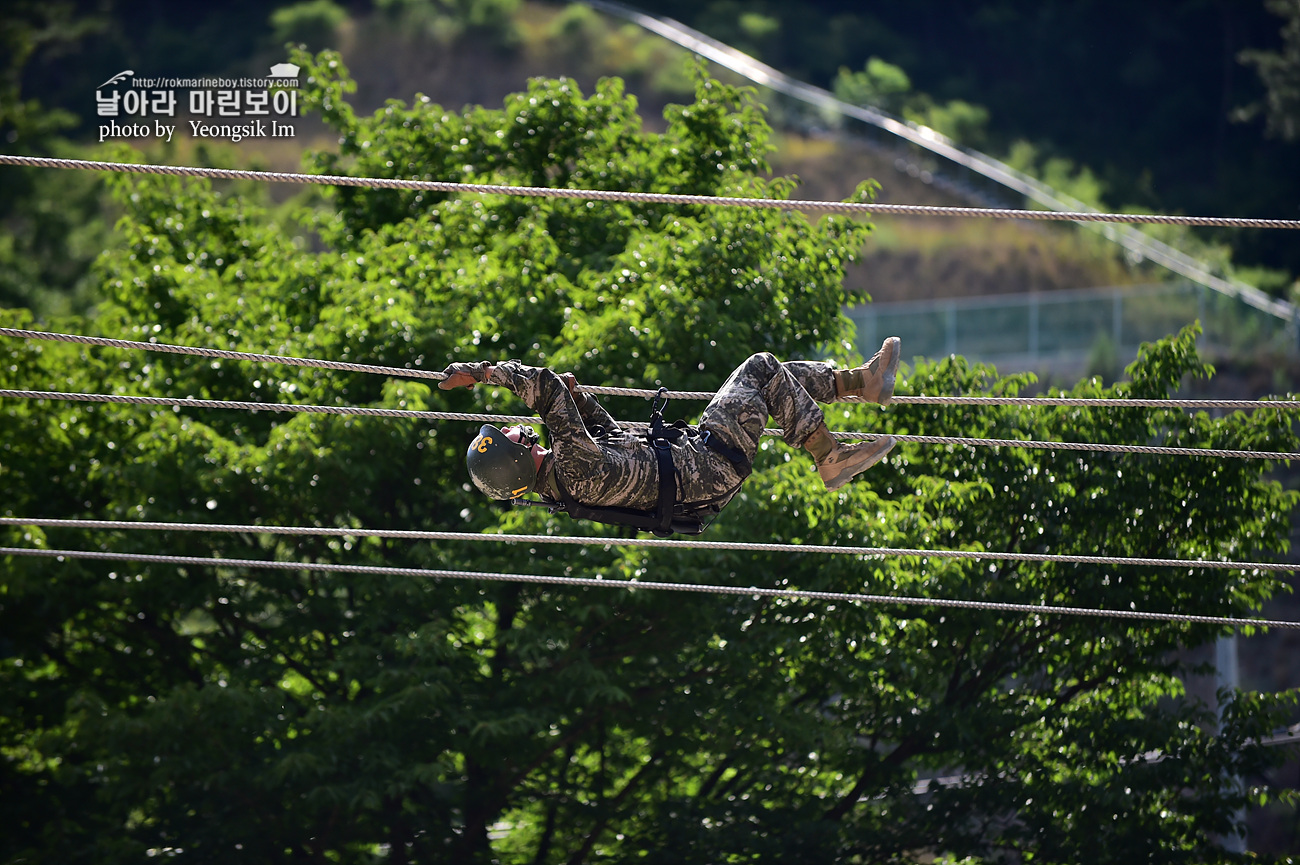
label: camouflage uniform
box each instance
[486,353,836,514]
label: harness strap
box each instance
[518,389,751,537]
[645,387,679,536]
[697,426,752,477]
[540,472,708,537]
[651,438,676,536]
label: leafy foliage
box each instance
[2,51,1298,863]
[269,0,348,50]
[0,3,112,317]
[371,0,524,50]
[832,56,989,147]
[833,57,913,116]
[1239,0,1300,142]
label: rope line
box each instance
[0,387,498,421]
[4,388,1296,459]
[1,155,1297,230]
[877,433,1300,460]
[5,516,1292,572]
[4,545,1295,630]
[6,327,1299,410]
[891,395,1300,410]
[0,326,450,381]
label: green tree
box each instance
[1239,0,1300,141]
[833,56,913,115]
[0,2,112,317]
[374,0,522,49]
[832,57,988,146]
[2,51,1298,863]
[269,0,348,50]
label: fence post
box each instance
[1216,635,1247,854]
[946,302,957,356]
[1112,289,1122,347]
[1198,284,1207,348]
[1028,293,1039,361]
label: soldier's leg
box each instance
[700,352,894,492]
[830,337,901,405]
[764,338,901,406]
[778,360,839,402]
[698,352,825,461]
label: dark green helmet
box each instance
[466,424,537,500]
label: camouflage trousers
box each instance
[698,352,838,465]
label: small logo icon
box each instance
[269,63,300,78]
[98,70,134,88]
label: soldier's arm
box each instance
[560,372,621,433]
[484,361,606,470]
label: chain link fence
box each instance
[848,282,1300,376]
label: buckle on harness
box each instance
[648,386,669,438]
[513,385,734,537]
[651,385,669,416]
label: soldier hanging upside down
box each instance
[438,338,901,534]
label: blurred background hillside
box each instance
[5,0,1300,368]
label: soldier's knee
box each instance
[740,352,780,376]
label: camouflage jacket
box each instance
[485,361,745,512]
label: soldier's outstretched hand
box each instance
[438,361,493,390]
[560,372,578,396]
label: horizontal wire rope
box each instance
[2,154,1299,229]
[5,516,1294,572]
[0,326,451,381]
[5,387,1298,459]
[6,326,1300,410]
[5,545,1297,631]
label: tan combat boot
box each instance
[835,336,901,405]
[803,424,895,492]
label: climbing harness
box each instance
[514,388,753,536]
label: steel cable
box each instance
[4,387,1296,459]
[0,326,450,380]
[1,154,1298,229]
[4,546,1296,630]
[5,327,1298,410]
[4,516,1293,572]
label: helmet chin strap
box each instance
[533,451,554,489]
[529,444,548,474]
[504,424,540,447]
